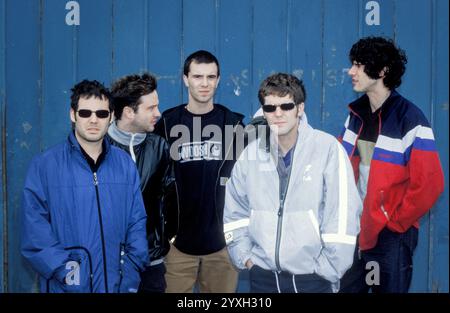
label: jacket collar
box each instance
[107,121,146,146]
[162,103,244,129]
[349,90,400,120]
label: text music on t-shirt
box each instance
[178,141,222,163]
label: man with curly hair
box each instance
[339,37,444,293]
[107,73,177,293]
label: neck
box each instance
[116,118,140,134]
[75,132,103,162]
[277,129,298,155]
[366,85,391,112]
[186,100,214,115]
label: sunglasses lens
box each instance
[262,103,296,112]
[262,105,276,113]
[96,110,110,118]
[78,110,92,118]
[280,103,295,111]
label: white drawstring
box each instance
[292,275,299,293]
[274,272,281,293]
[129,134,136,163]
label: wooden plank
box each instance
[112,0,147,79]
[148,0,183,111]
[429,0,449,293]
[289,0,323,128]
[217,0,253,120]
[322,0,359,135]
[251,0,288,114]
[41,0,77,150]
[181,0,217,104]
[360,0,395,37]
[5,0,42,292]
[0,0,5,293]
[76,0,113,85]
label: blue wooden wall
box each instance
[0,0,448,292]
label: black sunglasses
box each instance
[262,102,296,113]
[77,109,110,119]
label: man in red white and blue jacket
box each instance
[338,37,444,293]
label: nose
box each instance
[155,107,161,118]
[348,65,356,76]
[201,76,208,87]
[274,106,283,117]
[89,113,98,123]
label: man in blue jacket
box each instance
[21,80,149,293]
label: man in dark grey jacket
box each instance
[107,73,177,293]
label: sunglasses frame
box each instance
[262,102,296,113]
[77,109,111,119]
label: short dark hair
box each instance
[70,79,112,112]
[183,50,220,77]
[110,73,157,120]
[258,73,306,106]
[349,36,407,89]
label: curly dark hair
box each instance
[70,79,112,112]
[183,50,220,77]
[258,73,306,106]
[110,73,157,120]
[349,36,407,89]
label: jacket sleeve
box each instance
[388,125,444,232]
[125,164,149,271]
[223,156,253,270]
[21,156,71,282]
[314,140,363,283]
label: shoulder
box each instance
[160,104,186,118]
[310,129,343,155]
[214,104,245,124]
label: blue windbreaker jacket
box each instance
[21,132,149,293]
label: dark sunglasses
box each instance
[262,102,296,113]
[77,109,110,119]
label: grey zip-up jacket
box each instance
[223,115,362,286]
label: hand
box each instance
[245,259,254,269]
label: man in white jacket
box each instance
[224,73,362,293]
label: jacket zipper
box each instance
[93,172,109,292]
[214,122,241,225]
[274,160,293,272]
[163,117,181,243]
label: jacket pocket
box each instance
[47,246,93,293]
[117,243,141,293]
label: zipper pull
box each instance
[278,203,284,217]
[93,172,98,186]
[380,190,389,221]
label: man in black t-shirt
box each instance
[155,50,244,293]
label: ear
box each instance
[183,75,189,87]
[123,106,134,119]
[110,111,115,124]
[297,102,305,117]
[216,75,221,88]
[70,108,76,123]
[379,66,389,78]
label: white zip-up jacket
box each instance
[224,115,362,286]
